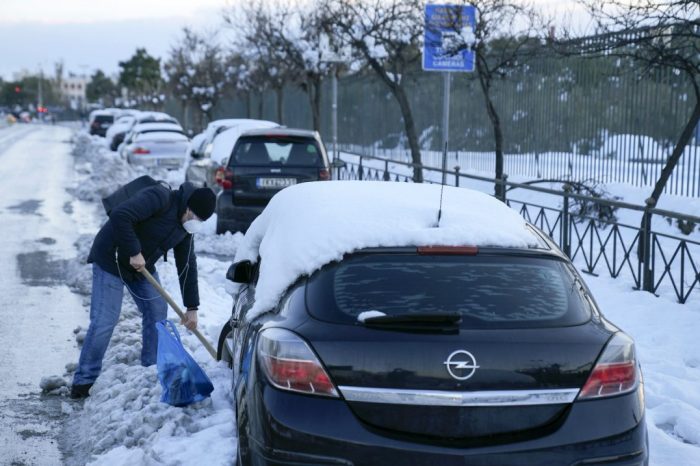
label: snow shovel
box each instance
[140,268,217,360]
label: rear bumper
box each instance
[216,190,266,233]
[248,383,648,466]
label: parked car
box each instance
[214,128,332,234]
[88,110,115,136]
[106,114,138,150]
[216,181,648,466]
[111,111,178,151]
[120,122,189,169]
[185,119,279,189]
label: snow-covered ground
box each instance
[342,134,700,198]
[1,125,696,465]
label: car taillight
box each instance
[215,166,234,190]
[578,333,639,400]
[417,246,479,255]
[319,168,331,181]
[133,147,150,154]
[257,328,339,397]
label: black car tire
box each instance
[216,217,234,235]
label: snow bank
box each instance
[64,131,238,465]
[585,275,700,465]
[235,181,538,319]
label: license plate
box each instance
[257,177,297,189]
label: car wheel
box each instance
[216,217,228,235]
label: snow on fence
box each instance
[336,151,700,305]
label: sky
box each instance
[0,0,229,80]
[0,0,589,82]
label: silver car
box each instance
[121,123,190,169]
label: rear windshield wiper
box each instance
[362,312,462,333]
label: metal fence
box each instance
[336,151,700,304]
[184,27,700,198]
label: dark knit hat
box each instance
[188,188,216,220]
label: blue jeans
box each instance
[73,263,168,385]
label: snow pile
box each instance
[585,275,700,465]
[62,131,238,465]
[196,229,243,258]
[235,181,538,318]
[65,305,235,466]
[210,120,278,165]
[69,133,139,203]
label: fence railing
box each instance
[336,151,700,304]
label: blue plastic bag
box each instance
[156,320,214,407]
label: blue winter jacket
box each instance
[87,182,199,308]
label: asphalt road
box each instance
[0,124,90,465]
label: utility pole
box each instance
[441,72,451,185]
[38,68,44,110]
[332,65,338,163]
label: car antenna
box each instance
[435,142,448,228]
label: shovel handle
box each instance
[140,268,217,360]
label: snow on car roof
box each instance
[135,131,188,141]
[132,122,183,133]
[234,181,539,320]
[210,120,279,164]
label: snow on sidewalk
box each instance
[585,275,700,466]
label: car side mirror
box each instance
[191,150,203,160]
[331,158,346,169]
[227,260,253,284]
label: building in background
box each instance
[60,73,88,110]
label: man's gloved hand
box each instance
[130,253,146,272]
[182,309,198,331]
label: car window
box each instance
[94,115,113,123]
[230,136,322,166]
[306,254,591,329]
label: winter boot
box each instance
[70,383,93,399]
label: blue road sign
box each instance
[423,4,476,72]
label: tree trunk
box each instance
[648,95,700,204]
[391,84,423,183]
[363,56,422,182]
[245,91,251,118]
[304,77,322,132]
[636,88,700,262]
[476,57,505,200]
[276,87,284,124]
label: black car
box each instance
[218,229,647,465]
[214,128,332,234]
[89,112,114,137]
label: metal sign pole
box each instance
[442,72,451,185]
[332,66,338,163]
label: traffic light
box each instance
[14,86,21,93]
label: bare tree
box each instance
[441,1,544,199]
[225,1,294,124]
[321,0,426,182]
[251,1,338,131]
[164,28,229,131]
[575,0,700,210]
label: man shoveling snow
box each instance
[70,181,216,399]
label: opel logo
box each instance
[444,350,479,381]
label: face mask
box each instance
[183,219,203,234]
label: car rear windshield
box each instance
[230,135,323,166]
[305,254,591,329]
[94,115,113,123]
